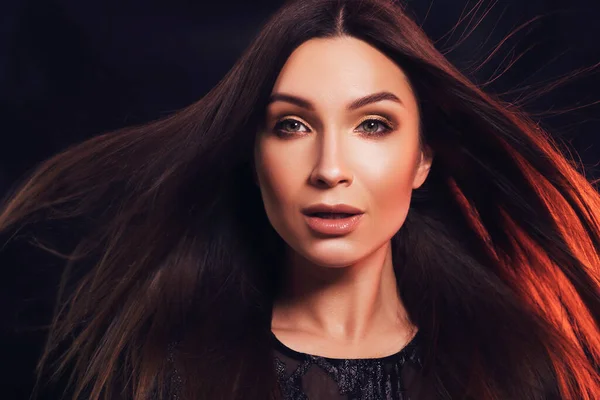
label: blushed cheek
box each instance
[384,180,413,220]
[372,164,418,234]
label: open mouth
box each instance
[308,212,357,219]
[301,204,364,235]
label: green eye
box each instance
[356,119,393,136]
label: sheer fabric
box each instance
[166,333,435,399]
[272,332,435,400]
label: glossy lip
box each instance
[301,203,365,236]
[301,203,365,216]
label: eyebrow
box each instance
[267,91,403,111]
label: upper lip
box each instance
[302,203,364,215]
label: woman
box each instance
[1,0,598,399]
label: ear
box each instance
[412,145,433,189]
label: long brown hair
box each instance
[1,0,599,398]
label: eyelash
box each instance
[273,116,394,138]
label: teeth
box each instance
[313,212,353,219]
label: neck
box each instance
[272,241,412,343]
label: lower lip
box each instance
[303,214,363,236]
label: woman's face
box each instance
[254,36,431,268]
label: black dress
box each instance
[271,332,432,400]
[166,333,435,400]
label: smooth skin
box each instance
[254,36,432,359]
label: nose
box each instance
[308,132,354,188]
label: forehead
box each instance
[271,36,416,109]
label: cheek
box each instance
[255,141,304,226]
[371,170,413,230]
[373,158,416,206]
[358,143,420,230]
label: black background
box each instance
[1,0,599,398]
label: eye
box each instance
[273,118,310,137]
[355,118,393,136]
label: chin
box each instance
[300,243,368,268]
[306,257,357,269]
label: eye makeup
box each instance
[269,112,398,139]
[272,116,312,138]
[354,115,395,137]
